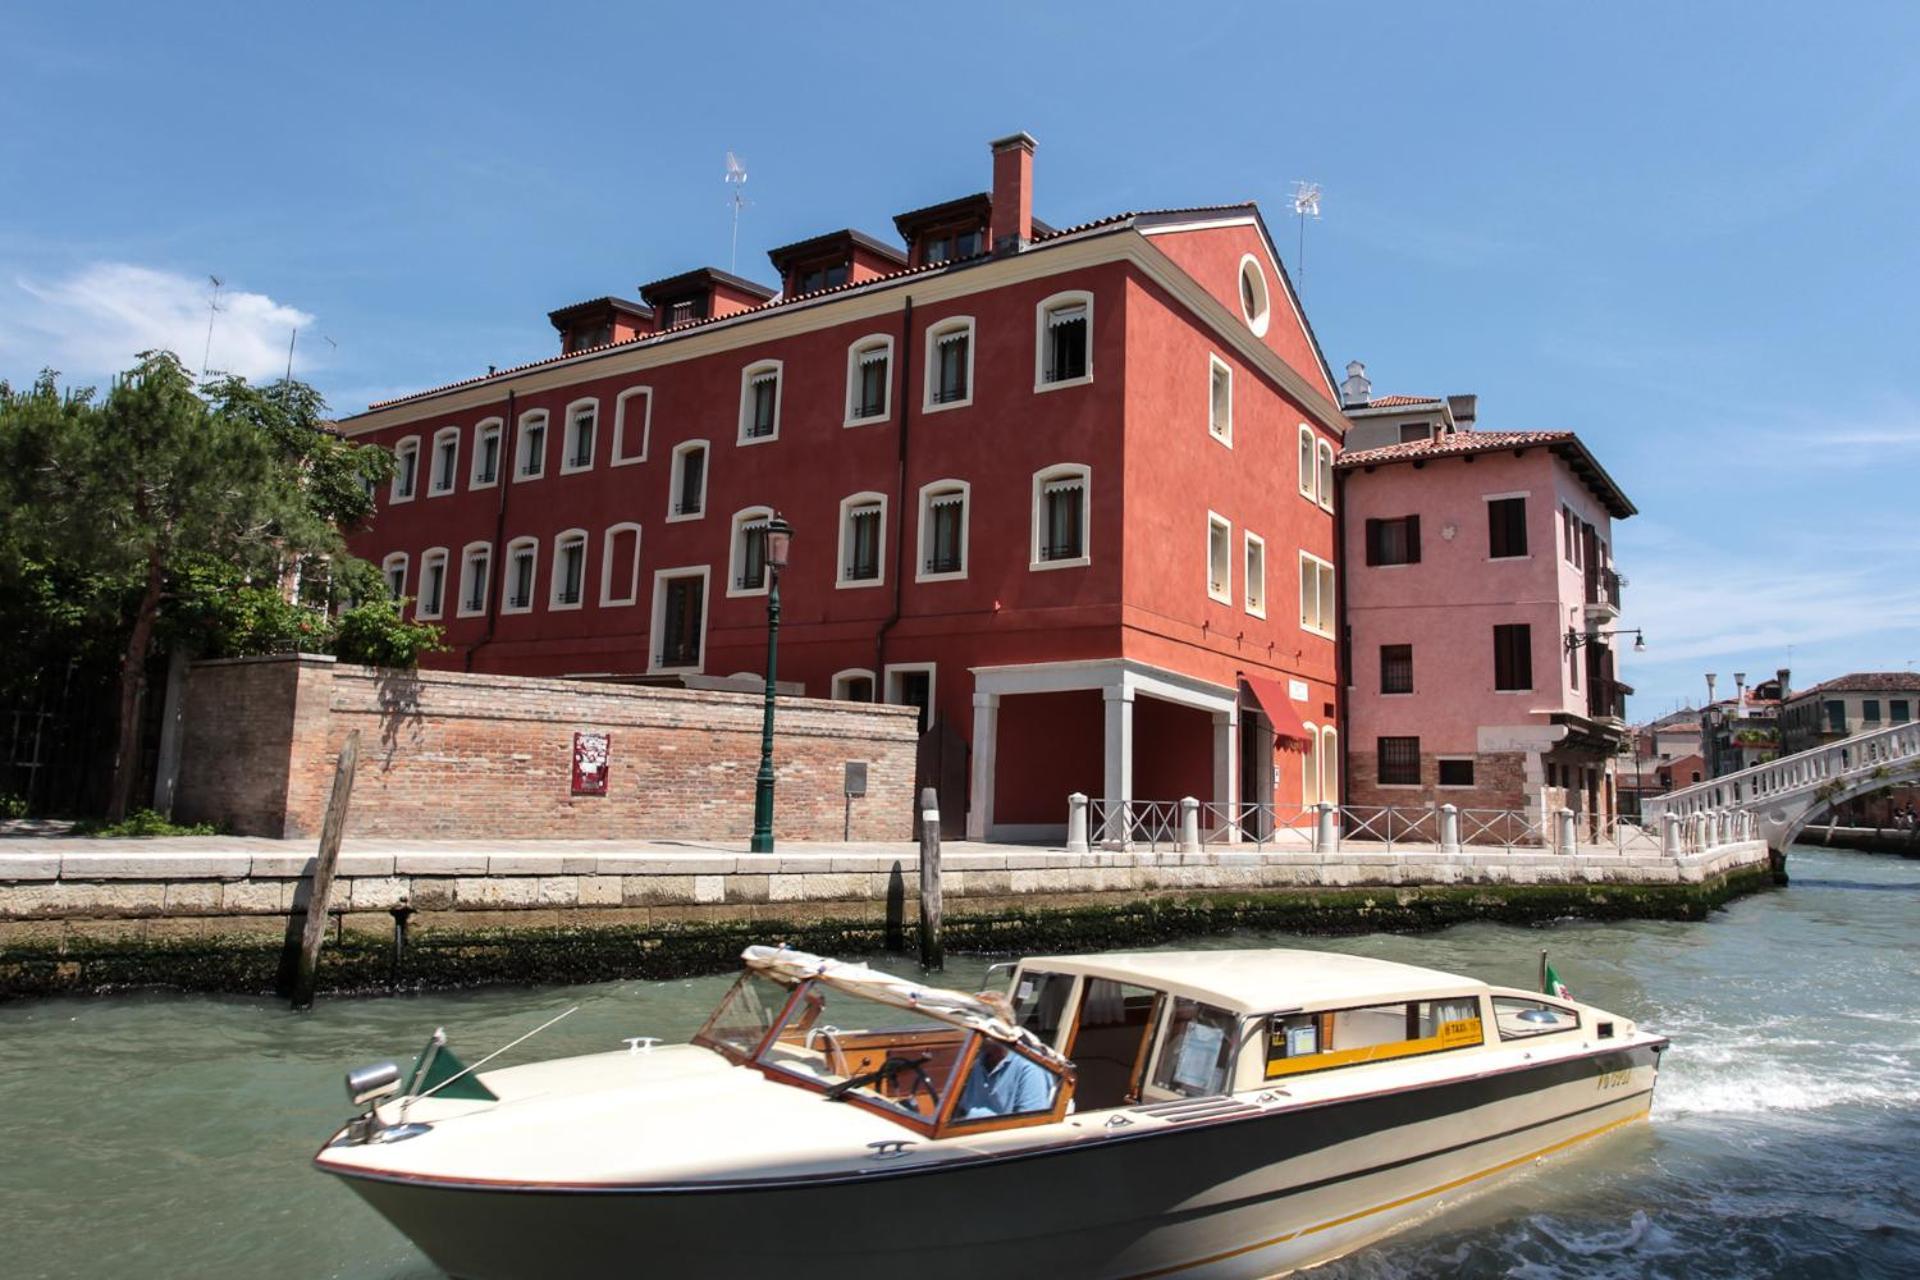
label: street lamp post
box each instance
[750,514,794,854]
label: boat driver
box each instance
[957,992,1055,1119]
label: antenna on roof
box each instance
[202,275,224,374]
[724,151,750,274]
[1290,181,1321,295]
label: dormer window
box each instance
[668,300,695,326]
[795,261,850,293]
[925,228,983,263]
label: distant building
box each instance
[1779,671,1920,754]
[1702,670,1784,777]
[1616,706,1703,817]
[1337,378,1636,824]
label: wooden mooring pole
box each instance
[917,787,943,970]
[284,729,360,1011]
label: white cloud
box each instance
[2,262,315,384]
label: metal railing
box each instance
[1067,794,1753,857]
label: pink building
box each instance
[1335,377,1636,823]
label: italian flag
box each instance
[1542,961,1571,1000]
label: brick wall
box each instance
[175,655,919,841]
[1346,748,1532,814]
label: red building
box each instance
[342,134,1351,842]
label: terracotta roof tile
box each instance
[1358,394,1442,408]
[1336,429,1577,466]
[1791,672,1920,699]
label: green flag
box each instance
[412,1041,498,1102]
[1543,962,1571,1001]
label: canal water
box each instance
[3,844,1916,1279]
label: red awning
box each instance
[1240,674,1313,751]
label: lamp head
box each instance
[1633,632,1647,654]
[764,513,793,570]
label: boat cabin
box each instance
[693,947,1599,1142]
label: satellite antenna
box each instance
[1290,181,1321,295]
[724,151,750,273]
[202,275,224,373]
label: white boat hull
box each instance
[328,1040,1660,1279]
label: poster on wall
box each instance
[571,732,610,796]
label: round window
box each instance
[1238,254,1271,337]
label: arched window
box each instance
[416,548,449,619]
[831,669,877,702]
[429,427,460,495]
[515,410,548,480]
[728,506,774,597]
[550,529,588,609]
[380,552,409,602]
[503,536,538,612]
[612,387,651,465]
[1035,291,1093,390]
[1031,464,1091,569]
[845,335,893,425]
[1316,440,1335,512]
[390,437,420,502]
[738,360,782,444]
[600,523,642,607]
[1320,725,1339,805]
[668,440,709,520]
[1298,425,1316,501]
[457,542,492,617]
[837,492,888,588]
[924,317,975,411]
[471,418,503,488]
[917,480,970,582]
[561,398,599,473]
[1302,721,1321,806]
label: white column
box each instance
[1212,707,1240,844]
[1102,685,1135,846]
[966,691,1000,841]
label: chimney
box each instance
[1339,360,1372,409]
[1776,667,1791,698]
[1705,673,1717,705]
[988,132,1036,254]
[1734,672,1747,706]
[1447,394,1478,429]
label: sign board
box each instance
[571,732,610,796]
[1288,679,1310,703]
[844,761,868,798]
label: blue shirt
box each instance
[957,1047,1054,1119]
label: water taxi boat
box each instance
[316,945,1664,1278]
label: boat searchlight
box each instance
[347,1060,403,1107]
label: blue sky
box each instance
[3,1,1915,713]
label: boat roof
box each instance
[1018,949,1485,1015]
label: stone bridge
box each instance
[1643,721,1920,852]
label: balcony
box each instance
[1588,676,1630,725]
[1583,564,1622,623]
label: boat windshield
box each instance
[757,980,971,1120]
[695,970,798,1061]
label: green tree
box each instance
[0,352,420,820]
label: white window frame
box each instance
[549,528,588,610]
[1302,720,1321,806]
[1033,290,1094,392]
[1244,531,1267,619]
[612,387,651,465]
[1300,550,1335,638]
[844,334,894,427]
[1208,354,1233,446]
[560,397,599,474]
[456,542,492,618]
[1298,425,1317,501]
[915,480,971,584]
[380,551,409,603]
[727,505,775,599]
[923,316,976,413]
[470,418,503,489]
[429,427,461,496]
[390,436,420,503]
[416,547,449,620]
[836,491,889,590]
[1207,512,1233,605]
[737,359,783,446]
[648,565,711,675]
[599,522,643,607]
[883,662,937,730]
[667,439,709,523]
[1320,725,1339,803]
[1030,463,1092,571]
[1485,490,1533,562]
[1316,440,1335,513]
[515,409,548,481]
[1238,252,1272,338]
[503,536,539,613]
[830,668,877,701]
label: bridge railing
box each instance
[1066,796,1755,856]
[1645,720,1920,821]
